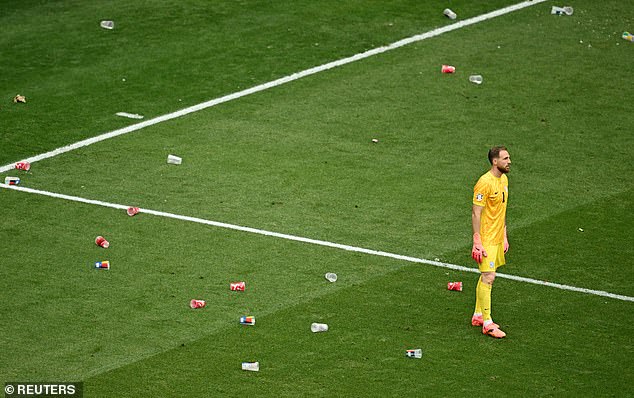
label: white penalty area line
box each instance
[0,0,549,174]
[2,182,633,303]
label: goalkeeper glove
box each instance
[472,232,487,264]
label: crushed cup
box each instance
[447,282,463,291]
[469,75,483,85]
[190,299,206,309]
[100,20,114,29]
[441,64,456,74]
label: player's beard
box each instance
[497,164,510,174]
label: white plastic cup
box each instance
[241,362,259,372]
[100,20,114,29]
[167,154,182,165]
[325,273,337,282]
[551,6,573,16]
[406,349,423,359]
[469,75,483,85]
[443,8,457,20]
[311,323,329,333]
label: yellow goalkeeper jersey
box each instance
[472,171,508,245]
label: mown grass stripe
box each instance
[0,0,548,174]
[3,182,632,303]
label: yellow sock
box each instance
[474,276,483,315]
[477,280,493,322]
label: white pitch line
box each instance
[2,183,632,303]
[0,0,549,174]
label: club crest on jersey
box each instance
[489,261,495,269]
[476,194,484,201]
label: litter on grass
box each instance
[15,162,30,171]
[190,299,206,309]
[4,177,20,185]
[325,272,337,282]
[127,207,140,216]
[443,8,457,20]
[167,154,182,165]
[240,316,256,325]
[230,281,246,291]
[95,236,110,248]
[441,64,456,74]
[447,282,463,291]
[13,95,26,103]
[406,349,423,359]
[241,362,259,372]
[623,32,634,42]
[100,20,114,30]
[551,6,573,16]
[94,261,110,269]
[469,75,483,85]
[311,323,328,333]
[116,112,144,119]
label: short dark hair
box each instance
[488,146,508,164]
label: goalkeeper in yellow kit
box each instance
[471,146,511,338]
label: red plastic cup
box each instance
[127,207,140,216]
[441,64,456,74]
[95,236,110,248]
[190,299,206,309]
[230,281,246,291]
[447,281,463,291]
[15,162,31,171]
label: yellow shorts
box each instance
[479,243,506,273]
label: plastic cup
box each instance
[4,177,20,185]
[100,20,114,29]
[241,362,260,372]
[406,349,423,359]
[469,75,483,85]
[167,154,182,165]
[447,282,463,291]
[15,162,31,171]
[311,323,329,333]
[230,281,246,291]
[443,8,457,20]
[441,64,456,74]
[551,6,573,16]
[127,207,140,217]
[325,273,337,282]
[190,299,206,309]
[95,236,110,248]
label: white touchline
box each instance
[0,0,549,174]
[2,183,632,303]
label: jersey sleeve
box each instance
[472,176,488,207]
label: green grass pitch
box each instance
[1,0,633,396]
